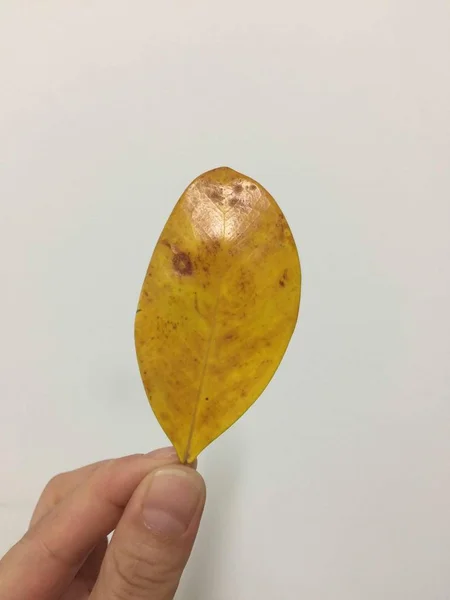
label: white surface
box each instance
[1,1,449,598]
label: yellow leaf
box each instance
[135,167,301,463]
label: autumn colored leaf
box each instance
[135,167,301,463]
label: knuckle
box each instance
[41,472,68,500]
[91,460,124,507]
[102,455,142,475]
[45,472,65,492]
[92,456,145,508]
[21,530,78,570]
[108,541,180,598]
[94,458,116,484]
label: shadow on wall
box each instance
[179,435,243,600]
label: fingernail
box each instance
[142,468,203,537]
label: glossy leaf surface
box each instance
[135,167,301,462]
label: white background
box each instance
[1,2,449,598]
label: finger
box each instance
[0,448,181,600]
[59,538,108,600]
[31,464,109,597]
[76,536,109,593]
[31,450,197,595]
[91,465,206,600]
[30,460,109,526]
[30,450,181,595]
[31,448,185,526]
[31,451,197,527]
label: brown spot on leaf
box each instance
[173,252,193,276]
[194,292,205,317]
[279,268,288,287]
[208,188,224,206]
[238,268,254,294]
[204,239,221,255]
[200,407,211,426]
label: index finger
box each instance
[30,459,109,526]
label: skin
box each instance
[0,447,206,600]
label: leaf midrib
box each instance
[183,212,226,463]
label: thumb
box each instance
[90,465,206,600]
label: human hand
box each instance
[0,448,206,599]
